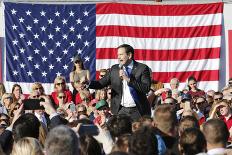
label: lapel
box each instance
[131,60,138,76]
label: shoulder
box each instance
[69,71,74,76]
[134,61,149,70]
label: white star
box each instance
[27,40,32,46]
[83,26,89,31]
[34,64,40,69]
[84,56,90,62]
[76,18,82,24]
[19,17,24,23]
[27,71,33,76]
[77,33,82,39]
[12,24,17,30]
[41,41,46,47]
[84,40,89,47]
[70,41,75,47]
[62,34,68,40]
[11,9,17,15]
[48,19,53,24]
[63,64,68,70]
[41,26,46,31]
[48,49,54,55]
[34,33,39,39]
[19,33,25,38]
[70,57,74,62]
[13,55,18,60]
[63,49,68,54]
[26,10,31,16]
[19,48,25,53]
[34,48,40,54]
[42,56,47,62]
[56,57,61,62]
[13,70,18,75]
[48,33,54,39]
[40,10,46,16]
[12,39,18,45]
[83,11,89,16]
[20,63,25,68]
[26,25,32,31]
[62,19,68,25]
[55,11,60,16]
[69,26,75,32]
[33,18,39,24]
[77,49,82,54]
[27,56,33,61]
[49,64,54,70]
[69,11,74,16]
[55,26,60,32]
[56,41,61,47]
[56,72,61,76]
[42,71,47,77]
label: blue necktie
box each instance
[125,66,139,103]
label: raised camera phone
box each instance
[23,98,45,110]
[78,124,99,136]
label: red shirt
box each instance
[51,89,73,105]
[188,89,205,98]
[220,115,232,130]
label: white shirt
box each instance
[207,148,226,155]
[34,112,47,127]
[120,61,136,108]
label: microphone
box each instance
[119,63,124,79]
[119,63,123,69]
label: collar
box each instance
[207,148,225,155]
[125,60,133,69]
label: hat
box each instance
[95,100,108,110]
[73,55,82,63]
[181,93,192,102]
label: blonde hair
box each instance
[1,93,13,105]
[53,76,66,89]
[31,82,44,94]
[11,137,44,155]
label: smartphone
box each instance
[23,99,45,110]
[78,124,99,136]
[69,103,76,112]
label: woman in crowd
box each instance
[70,55,90,98]
[11,137,44,155]
[51,76,72,106]
[0,83,6,100]
[1,93,14,113]
[11,84,24,104]
[187,76,205,98]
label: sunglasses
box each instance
[5,97,12,99]
[58,96,66,99]
[99,74,105,77]
[189,83,196,85]
[0,118,9,122]
[214,98,222,101]
[35,87,43,90]
[75,60,81,64]
[32,95,40,98]
[56,82,65,86]
[196,101,205,105]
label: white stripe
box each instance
[3,81,73,94]
[96,59,220,72]
[96,36,221,49]
[164,81,219,92]
[96,13,222,27]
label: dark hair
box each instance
[179,128,206,155]
[45,125,79,155]
[179,116,199,136]
[107,114,132,140]
[13,113,41,142]
[11,84,23,94]
[72,58,85,71]
[79,135,102,155]
[129,126,158,155]
[109,151,129,155]
[117,44,134,59]
[203,119,229,146]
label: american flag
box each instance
[4,2,222,93]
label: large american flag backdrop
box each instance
[3,2,222,94]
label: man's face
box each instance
[117,47,132,66]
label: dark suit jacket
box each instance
[89,60,151,116]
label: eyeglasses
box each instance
[196,101,205,105]
[56,82,65,86]
[99,74,105,78]
[58,96,66,99]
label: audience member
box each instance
[187,76,205,98]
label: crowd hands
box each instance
[1,66,232,155]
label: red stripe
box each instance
[229,30,232,78]
[96,3,223,16]
[0,37,2,82]
[96,25,221,38]
[152,70,219,83]
[95,70,218,83]
[96,48,220,61]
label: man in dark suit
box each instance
[89,44,151,121]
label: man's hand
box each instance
[119,69,130,82]
[9,103,24,128]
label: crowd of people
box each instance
[0,44,232,155]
